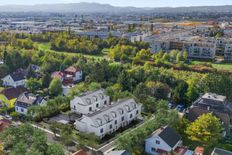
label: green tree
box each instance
[117,70,132,91]
[49,78,62,96]
[186,113,222,147]
[27,65,36,78]
[41,73,51,88]
[47,143,65,155]
[26,78,41,93]
[172,80,188,104]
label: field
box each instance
[36,42,108,60]
[191,61,232,71]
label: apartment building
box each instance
[183,41,216,59]
[224,44,232,61]
[74,98,142,138]
[70,89,110,115]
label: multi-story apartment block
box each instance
[151,41,170,53]
[70,89,110,115]
[74,98,142,138]
[183,41,216,59]
[224,44,232,61]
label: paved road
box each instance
[98,116,155,154]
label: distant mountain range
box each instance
[0,2,232,13]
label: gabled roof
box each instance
[0,86,27,100]
[65,66,80,73]
[9,72,26,82]
[151,126,181,148]
[211,148,232,155]
[16,92,45,107]
[51,71,64,79]
[78,89,106,106]
[81,98,140,127]
[187,106,230,130]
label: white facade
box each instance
[1,75,26,88]
[15,105,28,115]
[75,98,142,138]
[70,89,110,114]
[145,126,182,155]
[224,44,232,61]
[74,70,83,81]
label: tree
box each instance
[26,78,41,93]
[27,65,36,78]
[0,142,3,155]
[0,64,9,78]
[183,50,188,61]
[49,78,62,96]
[47,143,65,155]
[41,73,51,88]
[172,80,188,104]
[117,70,132,91]
[186,113,222,147]
[49,122,60,138]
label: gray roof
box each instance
[211,148,232,155]
[16,92,45,108]
[10,72,26,81]
[79,89,106,106]
[151,126,181,148]
[202,93,226,102]
[83,98,140,127]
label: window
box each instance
[136,110,139,114]
[115,120,117,125]
[121,116,124,121]
[151,148,156,152]
[109,124,112,129]
[73,105,76,110]
[21,108,24,112]
[100,128,103,133]
[89,107,92,112]
[156,140,160,144]
[130,114,133,118]
[104,101,107,105]
[96,104,99,108]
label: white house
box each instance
[145,126,182,155]
[2,73,26,88]
[74,98,142,138]
[15,92,46,115]
[64,66,83,82]
[70,89,110,114]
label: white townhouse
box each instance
[74,98,142,138]
[70,89,110,115]
[2,73,26,88]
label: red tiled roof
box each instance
[194,146,204,155]
[51,71,64,79]
[72,150,87,155]
[0,86,27,100]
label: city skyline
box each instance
[0,0,232,7]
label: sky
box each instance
[0,0,232,7]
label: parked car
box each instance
[4,115,13,120]
[175,104,185,112]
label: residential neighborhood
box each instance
[0,1,232,155]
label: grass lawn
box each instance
[191,61,232,71]
[212,63,232,71]
[36,42,108,61]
